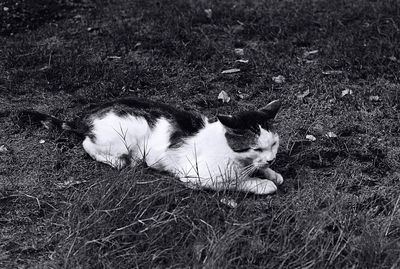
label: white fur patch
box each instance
[82,111,153,168]
[161,120,235,182]
[254,128,279,166]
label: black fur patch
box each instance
[225,130,258,153]
[218,111,275,134]
[237,156,254,167]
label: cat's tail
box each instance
[17,110,88,136]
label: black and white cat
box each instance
[22,98,283,195]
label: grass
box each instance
[1,0,400,268]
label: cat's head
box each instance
[217,100,281,169]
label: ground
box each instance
[0,0,399,268]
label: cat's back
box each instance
[83,98,206,146]
[90,97,203,127]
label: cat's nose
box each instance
[266,159,275,165]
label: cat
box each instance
[20,98,283,195]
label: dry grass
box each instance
[1,0,400,268]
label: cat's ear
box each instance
[217,115,242,130]
[259,100,281,119]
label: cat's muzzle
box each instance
[256,159,275,169]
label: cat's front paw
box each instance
[257,180,277,195]
[275,172,284,185]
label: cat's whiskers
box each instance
[240,164,256,179]
[241,164,255,174]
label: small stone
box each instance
[3,7,9,11]
[39,139,46,144]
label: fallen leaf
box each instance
[3,7,9,11]
[39,139,46,144]
[204,9,212,19]
[341,89,353,97]
[326,132,337,138]
[220,198,238,208]
[235,59,249,63]
[369,95,380,101]
[0,145,9,153]
[306,135,316,141]
[297,89,310,100]
[303,50,319,58]
[322,70,343,75]
[218,90,231,103]
[272,75,285,84]
[221,68,241,74]
[234,48,244,56]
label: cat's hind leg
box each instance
[92,153,127,169]
[82,137,128,169]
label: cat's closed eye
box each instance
[233,148,251,153]
[253,148,263,152]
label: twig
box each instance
[20,193,41,208]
